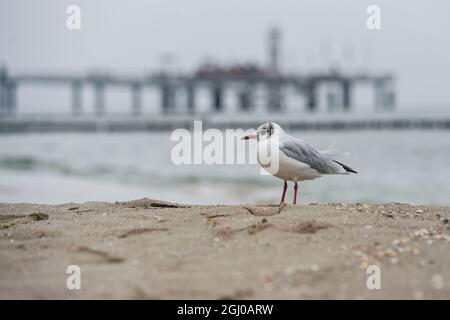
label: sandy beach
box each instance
[1,198,449,299]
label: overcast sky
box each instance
[1,0,450,108]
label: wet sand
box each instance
[1,199,449,299]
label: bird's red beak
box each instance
[241,134,256,140]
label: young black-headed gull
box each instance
[242,122,357,205]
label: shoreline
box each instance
[2,114,450,133]
[1,199,449,299]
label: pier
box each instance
[0,27,397,118]
[0,65,395,117]
[0,27,398,130]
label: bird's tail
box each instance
[333,160,358,174]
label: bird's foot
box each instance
[279,201,286,209]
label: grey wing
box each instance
[280,138,343,174]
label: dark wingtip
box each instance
[333,160,358,174]
[347,168,358,174]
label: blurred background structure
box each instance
[0,27,395,121]
[1,0,450,205]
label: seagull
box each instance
[242,122,357,205]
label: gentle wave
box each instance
[1,130,450,205]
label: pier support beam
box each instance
[384,91,395,110]
[6,82,17,116]
[131,83,142,116]
[0,67,8,116]
[186,83,196,114]
[161,83,175,114]
[267,81,283,112]
[383,79,395,110]
[0,86,4,117]
[374,81,382,110]
[211,83,223,112]
[341,79,352,111]
[239,84,254,111]
[374,79,395,111]
[72,80,82,116]
[94,82,105,116]
[326,90,339,113]
[305,82,318,112]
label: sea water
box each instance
[0,130,449,205]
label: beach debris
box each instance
[206,218,218,227]
[392,237,411,246]
[413,228,429,238]
[76,209,93,214]
[354,250,370,268]
[247,222,271,235]
[75,246,124,263]
[0,215,22,223]
[0,214,24,229]
[214,220,273,240]
[118,227,168,238]
[206,214,228,219]
[358,259,369,269]
[380,248,398,258]
[213,227,236,240]
[205,213,229,226]
[415,209,424,214]
[290,221,329,234]
[123,198,189,209]
[243,206,281,216]
[355,204,371,213]
[149,202,187,208]
[335,203,348,210]
[68,207,79,211]
[28,212,49,221]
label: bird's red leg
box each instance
[293,181,299,205]
[280,181,288,205]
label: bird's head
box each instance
[241,122,283,142]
